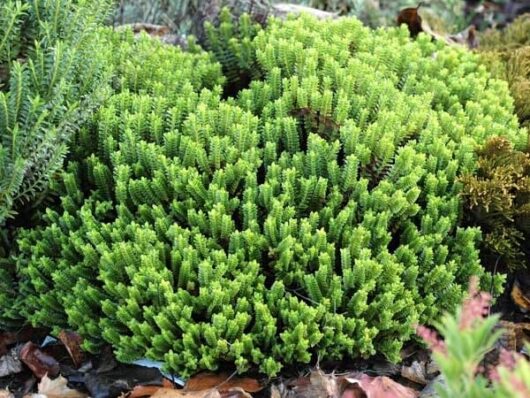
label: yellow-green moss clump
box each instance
[461,137,530,271]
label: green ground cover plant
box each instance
[2,7,527,378]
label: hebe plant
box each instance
[10,12,527,377]
[1,27,224,328]
[0,0,111,223]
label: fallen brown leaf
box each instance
[342,374,419,398]
[127,385,165,398]
[58,331,84,368]
[285,376,311,389]
[269,385,281,398]
[31,374,88,398]
[185,373,262,394]
[222,387,252,398]
[151,388,221,398]
[341,387,366,398]
[0,333,17,357]
[20,342,59,379]
[511,279,530,312]
[0,328,47,356]
[397,3,424,37]
[310,370,339,397]
[401,361,428,385]
[273,370,420,398]
[127,378,176,398]
[285,370,339,398]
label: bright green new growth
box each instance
[11,12,526,376]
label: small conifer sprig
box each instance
[11,12,526,376]
[0,0,112,223]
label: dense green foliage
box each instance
[0,0,111,224]
[0,26,224,328]
[5,11,527,377]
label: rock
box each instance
[0,347,23,378]
[419,375,446,398]
[272,4,338,20]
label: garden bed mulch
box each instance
[0,327,439,398]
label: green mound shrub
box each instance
[9,13,527,377]
[0,26,224,328]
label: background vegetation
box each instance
[110,0,528,33]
